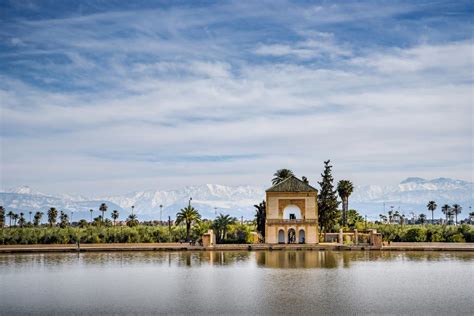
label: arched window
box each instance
[283,205,302,220]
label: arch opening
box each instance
[283,205,302,220]
[288,228,296,244]
[299,229,305,244]
[278,229,285,244]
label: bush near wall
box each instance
[372,224,473,243]
[0,226,185,245]
[0,223,256,245]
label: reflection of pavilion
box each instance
[265,176,319,244]
[256,251,345,269]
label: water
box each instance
[0,251,473,315]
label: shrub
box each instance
[403,227,427,242]
[447,233,465,243]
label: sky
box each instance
[0,0,473,196]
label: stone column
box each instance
[338,229,343,244]
[354,229,358,245]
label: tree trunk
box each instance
[342,197,348,226]
[186,222,191,242]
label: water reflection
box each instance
[0,250,473,315]
[1,250,472,272]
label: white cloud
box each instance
[254,33,352,59]
[0,2,472,195]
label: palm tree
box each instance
[426,201,437,224]
[6,211,14,227]
[0,206,5,228]
[89,209,94,223]
[393,210,401,224]
[18,213,26,228]
[388,210,393,224]
[254,200,266,239]
[126,214,139,227]
[111,210,119,226]
[176,204,201,242]
[441,204,451,224]
[419,213,427,225]
[47,207,58,227]
[451,204,462,225]
[272,169,294,185]
[379,214,387,223]
[99,203,108,224]
[12,213,19,227]
[33,212,43,226]
[59,211,69,228]
[337,180,354,227]
[213,214,236,243]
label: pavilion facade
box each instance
[265,176,319,244]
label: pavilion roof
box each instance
[266,175,318,193]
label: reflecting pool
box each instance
[0,251,472,314]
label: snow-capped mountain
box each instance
[100,184,265,219]
[0,177,472,220]
[350,177,473,218]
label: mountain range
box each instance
[1,177,472,221]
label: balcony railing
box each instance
[266,219,317,225]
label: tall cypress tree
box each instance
[318,160,340,232]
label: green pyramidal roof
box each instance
[266,175,318,192]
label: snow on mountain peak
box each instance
[1,178,471,219]
[400,177,426,184]
[4,185,35,195]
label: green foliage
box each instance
[191,220,212,243]
[337,180,354,227]
[47,207,58,227]
[427,201,437,222]
[0,225,193,245]
[175,205,201,241]
[344,209,364,230]
[318,160,340,232]
[223,223,251,244]
[126,214,139,227]
[403,227,427,242]
[99,203,108,222]
[18,213,26,228]
[59,211,69,228]
[213,214,236,243]
[33,212,43,226]
[111,210,119,225]
[0,206,4,228]
[372,223,473,243]
[447,233,465,243]
[254,200,266,238]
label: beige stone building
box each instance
[265,176,319,244]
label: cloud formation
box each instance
[0,0,472,195]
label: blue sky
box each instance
[0,0,472,195]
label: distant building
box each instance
[265,176,319,244]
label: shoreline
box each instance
[0,242,473,253]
